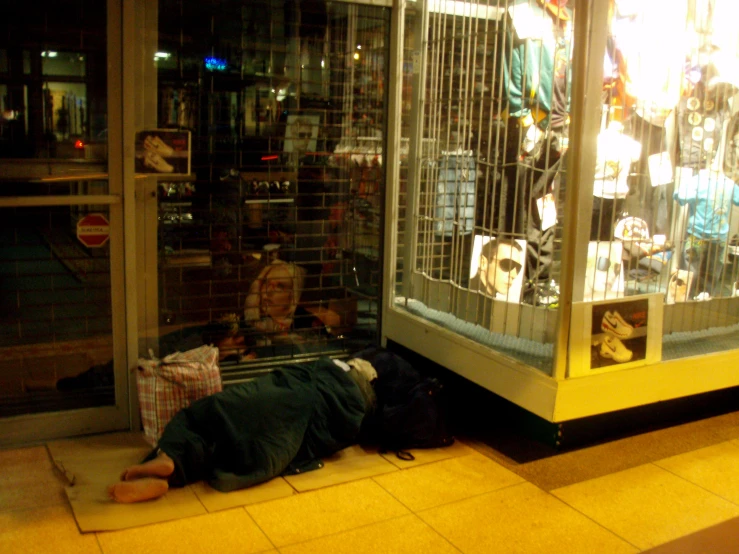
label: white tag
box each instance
[648,152,673,186]
[537,193,557,231]
[332,359,351,372]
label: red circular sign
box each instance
[77,213,110,248]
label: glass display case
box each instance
[383,0,739,422]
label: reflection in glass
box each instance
[0,206,114,416]
[0,1,106,160]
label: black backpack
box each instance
[354,347,455,459]
[379,376,455,456]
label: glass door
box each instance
[0,0,132,445]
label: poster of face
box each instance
[584,241,624,302]
[135,129,191,175]
[469,235,526,303]
[284,115,320,153]
[244,261,306,338]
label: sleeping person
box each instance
[108,357,376,503]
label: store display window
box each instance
[152,1,389,369]
[595,0,739,359]
[394,0,574,373]
[391,0,739,377]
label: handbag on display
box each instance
[136,344,222,446]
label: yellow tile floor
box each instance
[3,433,739,553]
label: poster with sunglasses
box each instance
[583,241,625,302]
[569,293,663,377]
[284,114,320,153]
[469,235,526,303]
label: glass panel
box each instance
[42,51,86,77]
[0,204,114,417]
[393,0,567,374]
[0,1,106,161]
[44,82,88,146]
[594,0,739,360]
[152,1,388,369]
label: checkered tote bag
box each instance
[136,344,222,446]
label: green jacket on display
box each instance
[502,0,572,129]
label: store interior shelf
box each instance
[243,197,294,205]
[161,249,212,268]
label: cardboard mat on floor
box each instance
[47,432,472,532]
[46,432,294,532]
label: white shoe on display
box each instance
[144,151,174,173]
[601,310,633,339]
[144,135,174,156]
[599,335,633,363]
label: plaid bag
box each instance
[136,344,222,446]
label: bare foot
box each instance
[120,451,175,481]
[108,478,169,503]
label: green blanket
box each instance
[157,357,368,492]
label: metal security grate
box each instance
[155,1,390,367]
[399,0,569,346]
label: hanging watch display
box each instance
[688,112,702,126]
[692,126,704,142]
[703,117,716,133]
[686,97,700,111]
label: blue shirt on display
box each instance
[674,170,739,241]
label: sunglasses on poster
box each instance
[498,258,522,274]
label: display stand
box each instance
[382,0,739,426]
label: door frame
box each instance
[0,0,139,447]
